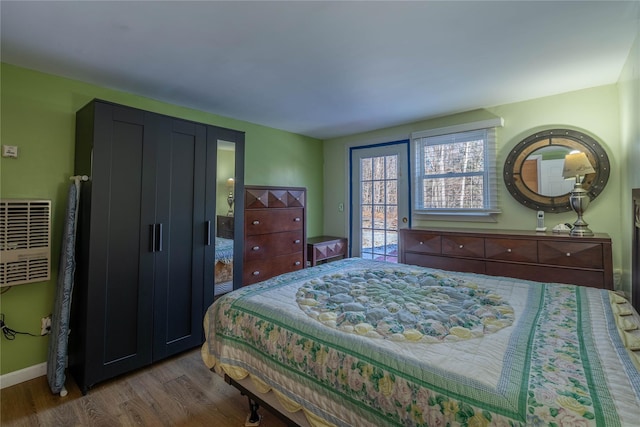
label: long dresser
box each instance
[243,186,306,286]
[399,227,613,289]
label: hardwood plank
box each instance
[1,349,288,427]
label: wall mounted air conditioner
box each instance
[0,199,51,287]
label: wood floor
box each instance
[1,348,288,427]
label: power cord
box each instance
[0,313,41,340]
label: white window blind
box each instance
[411,118,502,218]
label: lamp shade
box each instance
[562,152,595,179]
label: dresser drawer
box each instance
[485,238,537,262]
[442,236,485,257]
[485,262,606,288]
[538,241,603,269]
[404,253,485,273]
[245,208,304,235]
[243,253,304,285]
[244,230,304,261]
[245,187,306,209]
[401,231,441,254]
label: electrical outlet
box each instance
[41,316,52,336]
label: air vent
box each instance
[0,199,51,287]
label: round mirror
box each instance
[504,129,610,212]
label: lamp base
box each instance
[568,182,593,237]
[569,224,594,237]
[227,192,234,217]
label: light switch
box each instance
[2,145,18,158]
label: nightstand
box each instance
[307,236,348,267]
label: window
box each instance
[411,118,503,218]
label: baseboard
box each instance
[0,362,47,389]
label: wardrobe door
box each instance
[152,115,207,360]
[72,101,155,391]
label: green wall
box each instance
[0,63,323,375]
[323,84,626,290]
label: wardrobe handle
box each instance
[294,239,301,244]
[150,224,157,252]
[205,221,211,246]
[293,217,301,222]
[156,223,163,252]
[252,220,260,225]
[252,246,260,251]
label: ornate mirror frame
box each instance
[503,128,610,212]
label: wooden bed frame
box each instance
[633,188,639,311]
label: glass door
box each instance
[350,141,410,262]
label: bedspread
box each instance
[202,258,640,427]
[215,237,233,264]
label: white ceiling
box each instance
[2,1,638,140]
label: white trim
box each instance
[0,362,47,389]
[411,117,504,139]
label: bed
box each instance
[202,256,640,427]
[214,237,234,296]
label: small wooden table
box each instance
[307,236,348,267]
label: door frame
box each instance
[348,139,411,259]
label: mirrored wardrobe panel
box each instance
[213,140,235,297]
[204,127,244,307]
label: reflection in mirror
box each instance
[504,129,610,212]
[521,146,574,197]
[214,140,235,298]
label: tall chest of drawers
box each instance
[399,228,613,289]
[243,186,306,286]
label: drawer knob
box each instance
[294,217,301,222]
[252,246,260,251]
[459,245,464,249]
[252,220,260,225]
[419,241,424,245]
[507,248,512,253]
[566,252,571,257]
[252,271,260,276]
[294,239,301,244]
[294,261,301,266]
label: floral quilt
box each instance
[202,258,640,427]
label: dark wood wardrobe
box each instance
[70,99,244,393]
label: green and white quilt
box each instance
[202,258,640,427]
